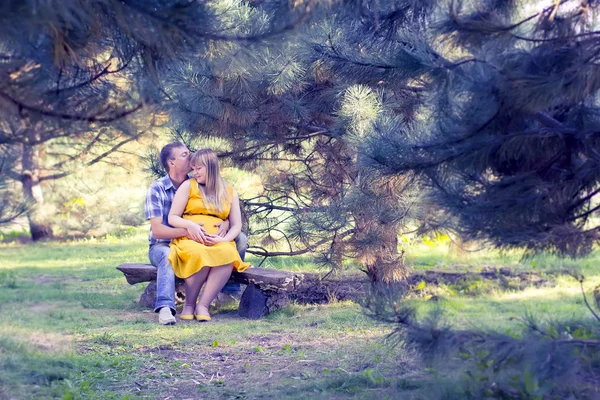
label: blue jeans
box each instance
[149,242,176,315]
[149,232,249,312]
[222,232,248,295]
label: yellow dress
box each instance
[168,178,250,279]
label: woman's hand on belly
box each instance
[215,220,230,237]
[184,215,223,235]
[203,234,229,246]
[186,223,207,244]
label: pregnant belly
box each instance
[183,214,224,235]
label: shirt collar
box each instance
[160,175,175,191]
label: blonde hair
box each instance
[190,149,230,213]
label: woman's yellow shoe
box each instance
[179,314,195,320]
[195,314,211,321]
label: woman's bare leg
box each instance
[182,267,210,315]
[196,264,233,315]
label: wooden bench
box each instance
[116,263,303,319]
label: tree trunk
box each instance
[352,178,409,284]
[368,227,407,284]
[354,213,407,284]
[21,143,53,240]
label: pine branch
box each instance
[0,90,144,122]
[448,0,573,34]
[243,200,300,213]
[218,130,328,158]
[121,0,309,44]
[43,56,134,97]
[39,132,144,182]
[247,228,354,257]
[47,130,105,171]
[578,276,600,323]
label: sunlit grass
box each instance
[1,232,600,398]
[406,241,600,275]
[0,235,407,398]
[410,273,600,334]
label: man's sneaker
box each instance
[158,307,176,325]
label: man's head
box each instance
[160,142,190,176]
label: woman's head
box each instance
[190,149,219,185]
[190,149,229,211]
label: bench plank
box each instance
[116,263,302,319]
[116,263,302,292]
[231,268,301,291]
[116,263,159,285]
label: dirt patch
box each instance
[26,275,82,285]
[292,273,368,304]
[29,303,56,313]
[131,331,413,399]
[291,268,559,303]
[28,332,74,353]
[408,267,557,293]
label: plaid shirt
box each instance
[145,175,178,246]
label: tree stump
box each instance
[137,279,186,309]
[238,284,292,319]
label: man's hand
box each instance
[186,223,206,244]
[215,219,229,237]
[203,234,227,246]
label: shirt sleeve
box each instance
[145,184,165,220]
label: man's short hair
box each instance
[160,142,186,173]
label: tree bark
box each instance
[370,226,406,284]
[21,143,53,240]
[354,213,407,284]
[352,179,408,284]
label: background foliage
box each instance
[2,1,600,398]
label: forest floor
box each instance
[1,230,599,399]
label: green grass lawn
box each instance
[1,231,599,399]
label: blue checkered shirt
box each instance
[145,175,178,246]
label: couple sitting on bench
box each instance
[145,142,249,325]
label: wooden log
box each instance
[116,263,303,318]
[116,263,159,285]
[139,281,156,309]
[238,284,268,319]
[138,280,186,309]
[116,263,302,292]
[231,268,302,292]
[237,284,292,319]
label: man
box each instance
[145,142,247,325]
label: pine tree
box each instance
[0,0,308,239]
[359,0,600,256]
[353,1,600,397]
[159,1,435,282]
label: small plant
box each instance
[0,270,17,288]
[92,332,119,346]
[278,344,293,355]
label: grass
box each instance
[1,229,599,398]
[0,231,409,399]
[407,241,600,274]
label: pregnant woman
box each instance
[168,148,250,321]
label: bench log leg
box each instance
[238,283,290,319]
[138,280,186,309]
[139,281,156,308]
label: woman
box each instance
[168,149,250,321]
